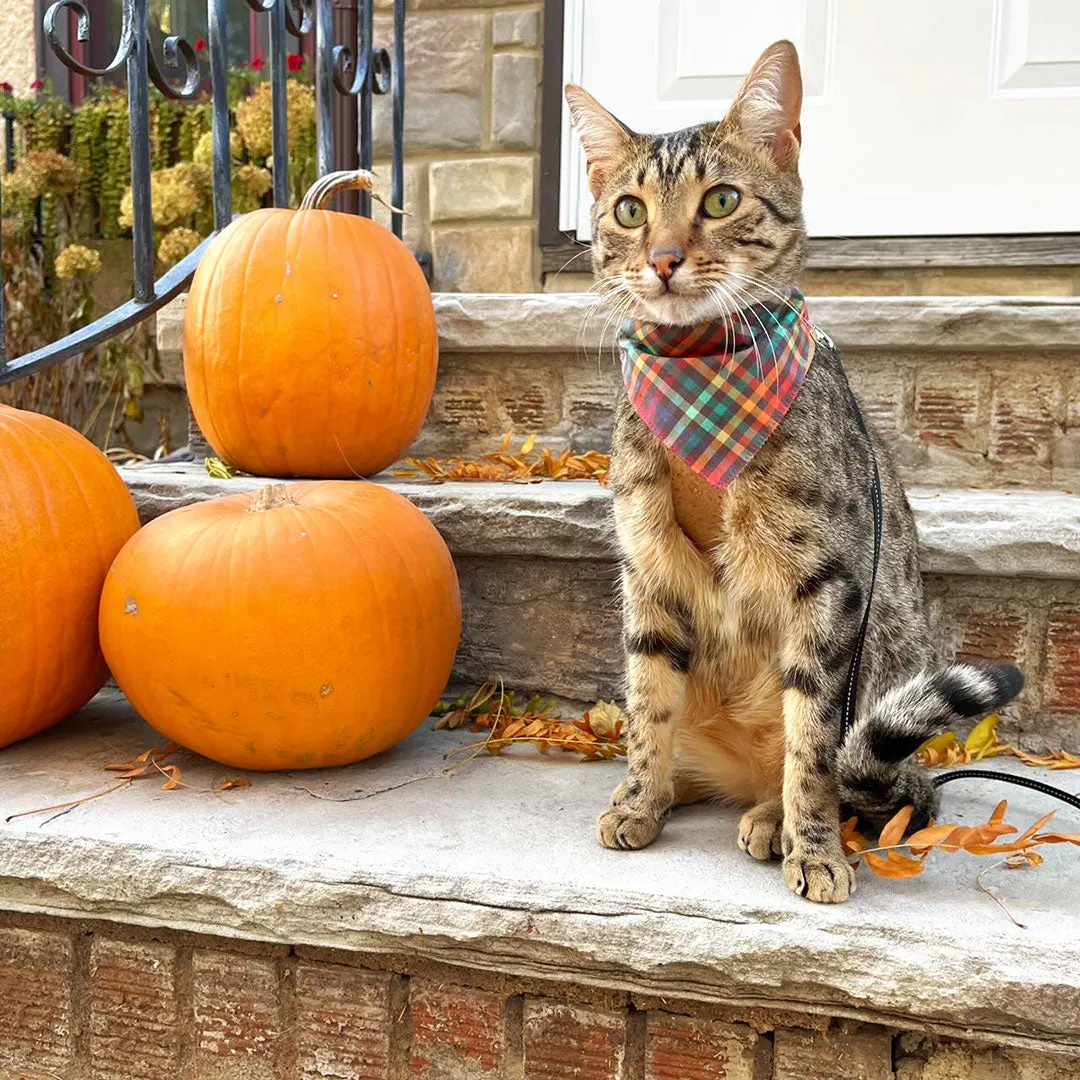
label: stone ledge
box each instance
[155,293,1080,373]
[119,462,1080,581]
[0,690,1078,1052]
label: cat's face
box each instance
[566,41,806,326]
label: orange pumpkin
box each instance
[0,405,140,749]
[184,171,437,479]
[99,480,461,770]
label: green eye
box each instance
[614,196,647,228]
[702,186,740,219]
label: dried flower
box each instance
[157,226,203,269]
[251,52,265,73]
[236,79,315,159]
[54,244,102,279]
[194,37,207,52]
[193,129,242,166]
[118,161,207,230]
[5,149,82,199]
[286,53,304,73]
[232,162,272,213]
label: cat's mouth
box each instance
[631,281,725,327]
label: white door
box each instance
[560,0,1080,239]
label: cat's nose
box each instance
[649,248,685,282]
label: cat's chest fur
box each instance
[666,450,728,551]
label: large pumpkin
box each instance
[0,405,140,749]
[99,480,461,770]
[184,170,437,478]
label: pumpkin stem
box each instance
[300,170,375,211]
[247,483,298,512]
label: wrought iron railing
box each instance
[0,0,407,386]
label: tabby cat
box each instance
[565,41,1023,903]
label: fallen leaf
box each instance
[965,713,1001,759]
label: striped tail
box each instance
[836,663,1024,829]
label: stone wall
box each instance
[1,913,1077,1080]
[0,0,35,94]
[371,0,542,293]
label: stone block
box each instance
[1045,604,1080,712]
[895,1034,1080,1079]
[430,156,535,222]
[493,8,540,47]
[645,1012,758,1080]
[773,1025,893,1080]
[916,269,1074,296]
[89,938,180,1080]
[373,13,485,152]
[293,962,393,1080]
[937,596,1032,669]
[432,225,536,292]
[409,979,507,1078]
[522,1000,626,1080]
[454,554,623,701]
[492,53,539,149]
[845,357,910,438]
[0,928,74,1075]
[192,950,282,1069]
[989,370,1063,465]
[414,0,520,6]
[372,160,430,253]
[914,365,988,453]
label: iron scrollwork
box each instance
[44,0,201,100]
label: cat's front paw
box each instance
[597,805,664,850]
[738,800,784,861]
[783,849,857,903]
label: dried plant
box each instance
[394,433,610,485]
[436,679,626,763]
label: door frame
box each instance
[539,0,1080,273]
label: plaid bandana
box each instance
[617,290,815,489]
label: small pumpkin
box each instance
[183,170,437,479]
[0,405,140,749]
[99,480,461,770]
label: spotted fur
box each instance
[566,41,1023,903]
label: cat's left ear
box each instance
[727,40,803,170]
[565,84,634,195]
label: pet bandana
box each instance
[617,289,816,489]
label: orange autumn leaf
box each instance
[878,804,914,849]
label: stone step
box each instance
[158,293,1080,491]
[1,688,1078,1059]
[121,461,1080,751]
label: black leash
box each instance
[840,390,882,745]
[829,340,1080,815]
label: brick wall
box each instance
[1,914,1076,1080]
[371,0,542,293]
[412,345,1080,492]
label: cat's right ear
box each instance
[565,85,633,196]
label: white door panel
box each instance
[561,0,1080,239]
